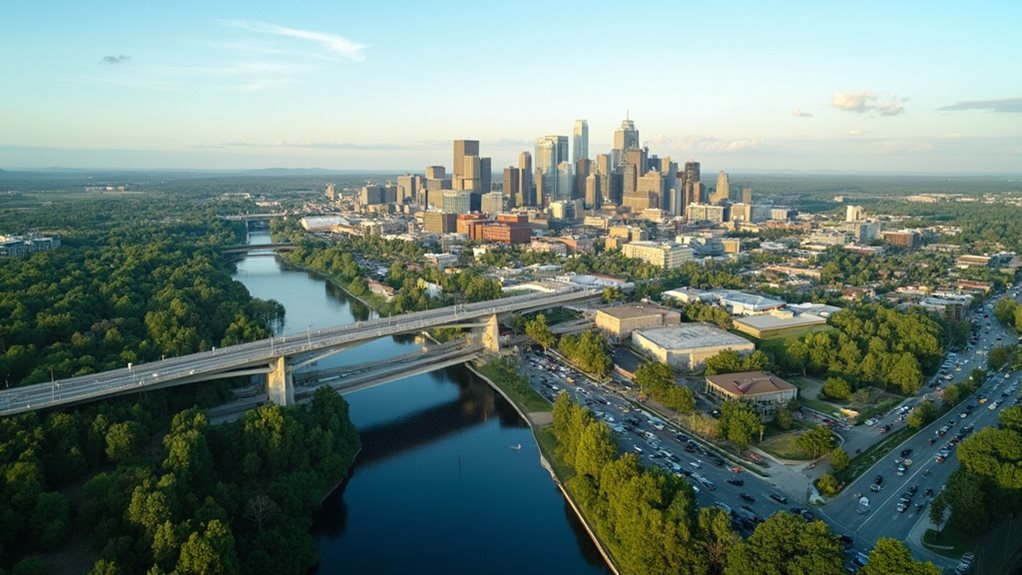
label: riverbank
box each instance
[274,253,382,312]
[467,358,622,575]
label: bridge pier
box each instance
[266,356,294,406]
[481,314,501,354]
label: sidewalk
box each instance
[907,510,957,570]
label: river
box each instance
[233,231,611,575]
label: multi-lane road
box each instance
[521,287,1022,569]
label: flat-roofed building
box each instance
[422,212,457,234]
[732,311,827,339]
[718,292,786,316]
[595,303,681,339]
[632,324,755,370]
[704,371,797,417]
[622,241,694,269]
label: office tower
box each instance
[622,163,638,196]
[596,153,612,176]
[396,175,418,203]
[573,119,589,162]
[534,167,547,207]
[637,171,665,206]
[711,171,730,205]
[683,161,700,184]
[360,184,384,206]
[453,140,479,179]
[607,172,624,206]
[557,162,573,202]
[481,191,504,216]
[574,158,592,201]
[622,147,647,194]
[584,173,601,209]
[442,190,472,214]
[325,183,337,201]
[503,166,520,208]
[461,155,481,190]
[614,117,640,153]
[479,157,491,193]
[660,158,678,212]
[846,205,865,222]
[426,166,446,180]
[535,135,569,201]
[742,186,752,205]
[518,151,533,206]
[667,187,683,217]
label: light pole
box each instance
[307,323,313,347]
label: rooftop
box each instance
[634,324,753,350]
[596,303,679,320]
[705,371,796,397]
[733,313,827,331]
[717,291,786,310]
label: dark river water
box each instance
[232,231,611,575]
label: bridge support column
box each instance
[481,314,501,354]
[266,356,294,406]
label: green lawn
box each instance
[535,425,575,482]
[476,360,552,413]
[752,325,834,357]
[759,430,815,460]
[923,528,976,558]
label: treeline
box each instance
[557,331,612,378]
[931,406,1022,542]
[775,303,944,395]
[993,297,1022,333]
[273,220,502,316]
[549,395,938,575]
[0,216,283,387]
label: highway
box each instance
[0,288,598,417]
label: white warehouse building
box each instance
[632,324,755,370]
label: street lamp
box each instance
[307,323,313,347]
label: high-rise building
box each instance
[325,183,337,201]
[741,186,752,205]
[711,171,730,205]
[622,241,694,269]
[584,174,602,209]
[479,157,491,193]
[441,190,472,215]
[637,171,665,207]
[557,162,573,202]
[503,166,520,208]
[481,191,504,216]
[573,119,589,162]
[614,118,640,153]
[518,151,533,207]
[536,135,569,202]
[573,158,592,201]
[396,175,418,203]
[683,161,700,185]
[846,205,865,222]
[426,166,446,180]
[453,140,479,179]
[596,153,612,176]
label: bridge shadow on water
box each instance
[311,364,527,538]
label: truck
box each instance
[897,459,913,476]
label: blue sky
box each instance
[2,0,1020,173]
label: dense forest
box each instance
[0,192,358,574]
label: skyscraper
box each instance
[711,171,730,205]
[613,117,640,167]
[453,140,479,179]
[573,119,589,162]
[518,151,533,207]
[535,135,569,202]
[503,166,520,208]
[741,186,752,205]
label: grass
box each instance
[923,527,977,558]
[759,431,815,461]
[837,426,915,482]
[476,360,552,413]
[752,325,833,358]
[535,425,575,482]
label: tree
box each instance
[524,314,556,351]
[29,491,70,549]
[929,495,947,533]
[859,538,941,575]
[104,421,145,463]
[575,421,616,479]
[888,353,923,395]
[822,377,852,400]
[717,401,762,450]
[724,512,845,575]
[988,344,1015,371]
[774,405,794,430]
[906,400,935,429]
[816,473,841,496]
[798,427,836,459]
[174,519,240,575]
[830,447,850,472]
[704,349,770,376]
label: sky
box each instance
[2,0,1021,173]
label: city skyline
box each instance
[2,0,1021,173]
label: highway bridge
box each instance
[0,288,599,417]
[219,243,296,257]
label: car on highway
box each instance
[769,494,789,504]
[739,493,756,503]
[900,448,913,457]
[727,478,744,486]
[873,474,884,485]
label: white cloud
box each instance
[832,90,906,116]
[223,20,368,61]
[646,134,766,153]
[791,108,813,118]
[845,128,870,136]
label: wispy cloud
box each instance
[938,97,1022,114]
[100,55,131,65]
[223,20,368,61]
[647,134,766,153]
[832,91,906,116]
[791,108,813,118]
[845,128,870,136]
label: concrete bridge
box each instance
[219,243,296,257]
[0,289,599,417]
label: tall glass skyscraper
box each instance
[536,135,569,201]
[573,119,588,163]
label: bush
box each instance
[822,377,852,400]
[816,473,841,496]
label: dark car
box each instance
[727,478,744,487]
[801,509,815,521]
[924,488,934,497]
[769,494,789,504]
[839,534,854,547]
[873,474,884,485]
[879,424,892,433]
[739,493,756,503]
[900,448,913,457]
[927,437,936,445]
[908,485,918,495]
